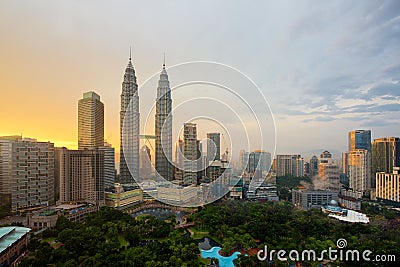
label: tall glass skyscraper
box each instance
[120,55,139,183]
[348,130,371,152]
[155,61,173,181]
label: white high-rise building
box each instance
[0,136,55,212]
[376,168,400,205]
[120,54,140,183]
[155,61,173,181]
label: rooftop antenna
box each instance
[129,46,132,61]
[163,52,166,68]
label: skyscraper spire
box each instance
[163,52,165,68]
[129,46,132,61]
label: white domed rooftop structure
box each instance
[330,199,338,206]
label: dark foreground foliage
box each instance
[20,207,201,267]
[190,200,400,267]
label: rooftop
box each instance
[0,226,31,254]
[328,210,370,224]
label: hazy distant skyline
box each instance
[1,0,399,158]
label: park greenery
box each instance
[189,200,400,267]
[17,200,400,267]
[19,207,201,267]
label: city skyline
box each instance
[0,1,399,156]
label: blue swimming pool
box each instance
[200,246,241,267]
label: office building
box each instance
[309,155,319,177]
[238,150,246,171]
[197,140,203,179]
[207,133,221,163]
[78,91,104,149]
[339,189,362,210]
[275,155,291,176]
[100,142,116,188]
[205,160,231,183]
[27,204,99,230]
[342,152,349,175]
[246,180,279,201]
[243,150,272,175]
[0,137,55,212]
[304,162,310,177]
[105,183,143,210]
[175,139,184,170]
[56,148,105,206]
[320,150,332,160]
[0,136,18,206]
[293,155,305,177]
[120,54,140,183]
[318,163,340,191]
[228,177,243,199]
[155,61,173,181]
[157,185,197,205]
[276,154,304,177]
[292,190,339,210]
[183,123,198,185]
[348,149,371,196]
[349,130,371,152]
[372,137,400,174]
[376,167,400,207]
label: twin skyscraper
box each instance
[119,54,173,183]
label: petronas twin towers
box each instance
[119,54,173,183]
[119,55,139,184]
[155,62,174,181]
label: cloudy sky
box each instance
[0,0,399,159]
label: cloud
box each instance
[361,82,400,100]
[273,0,400,123]
[302,116,336,123]
[360,119,392,127]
